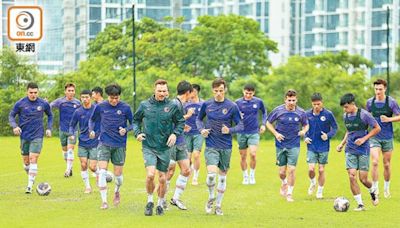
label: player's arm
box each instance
[133,102,145,137]
[172,103,185,137]
[380,100,400,122]
[226,105,244,134]
[259,100,267,133]
[125,106,134,132]
[44,102,53,132]
[88,105,100,138]
[68,110,79,137]
[298,113,309,137]
[327,113,338,139]
[355,117,381,146]
[9,102,21,135]
[49,98,61,110]
[336,132,348,152]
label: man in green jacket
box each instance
[133,79,185,216]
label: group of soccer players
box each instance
[9,78,399,214]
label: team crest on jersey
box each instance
[222,108,228,115]
[37,106,42,111]
[73,104,77,108]
[253,104,258,108]
[289,117,293,121]
[164,107,170,112]
[294,117,299,122]
[198,108,201,112]
[117,110,122,115]
[320,116,326,121]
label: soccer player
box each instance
[366,79,400,198]
[304,93,338,199]
[164,80,192,210]
[337,93,380,211]
[89,83,133,209]
[9,82,53,193]
[184,84,204,185]
[235,84,267,185]
[266,89,309,202]
[50,83,81,177]
[196,78,244,216]
[133,79,185,216]
[92,86,104,104]
[69,90,100,193]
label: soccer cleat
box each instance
[192,178,198,186]
[249,176,256,185]
[64,170,72,178]
[316,191,323,199]
[353,204,365,211]
[144,202,154,216]
[205,198,215,214]
[113,192,120,206]
[25,186,32,194]
[280,184,288,197]
[156,205,164,215]
[214,206,223,216]
[170,198,187,210]
[84,187,92,194]
[308,183,316,195]
[286,194,294,202]
[370,190,379,206]
[100,202,109,210]
[242,176,249,185]
[384,189,391,199]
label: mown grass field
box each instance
[0,136,399,227]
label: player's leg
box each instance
[78,147,91,193]
[248,134,260,184]
[214,149,232,216]
[306,150,317,195]
[65,132,77,177]
[316,152,329,199]
[358,154,378,206]
[20,139,30,174]
[204,147,219,214]
[381,139,393,198]
[191,134,203,185]
[88,147,99,179]
[238,134,249,184]
[97,145,111,209]
[346,153,364,211]
[277,148,288,197]
[369,137,381,194]
[285,147,300,202]
[59,131,68,171]
[110,147,126,207]
[25,138,42,193]
[142,146,159,216]
[171,145,190,210]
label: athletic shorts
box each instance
[184,134,203,153]
[142,146,170,172]
[307,150,329,165]
[20,138,43,155]
[97,144,126,166]
[369,137,393,152]
[237,133,260,150]
[169,144,188,162]
[204,147,232,172]
[276,147,300,167]
[59,131,77,147]
[345,153,369,171]
[78,146,98,160]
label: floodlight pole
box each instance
[132,3,137,112]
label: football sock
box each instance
[66,149,74,171]
[115,175,123,193]
[27,163,37,188]
[81,170,90,188]
[216,175,227,207]
[98,169,107,203]
[354,194,363,205]
[206,172,217,199]
[173,174,188,200]
[287,185,294,195]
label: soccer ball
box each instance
[105,171,114,183]
[36,182,51,196]
[334,197,350,212]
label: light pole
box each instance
[132,3,136,112]
[386,6,390,95]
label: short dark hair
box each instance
[285,89,297,97]
[92,86,103,96]
[243,84,255,92]
[311,93,323,102]
[373,79,387,88]
[192,84,201,92]
[27,82,38,90]
[177,80,193,95]
[80,90,92,96]
[64,83,76,90]
[212,78,226,89]
[340,93,355,106]
[154,79,168,87]
[105,83,122,96]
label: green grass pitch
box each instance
[0,137,399,227]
